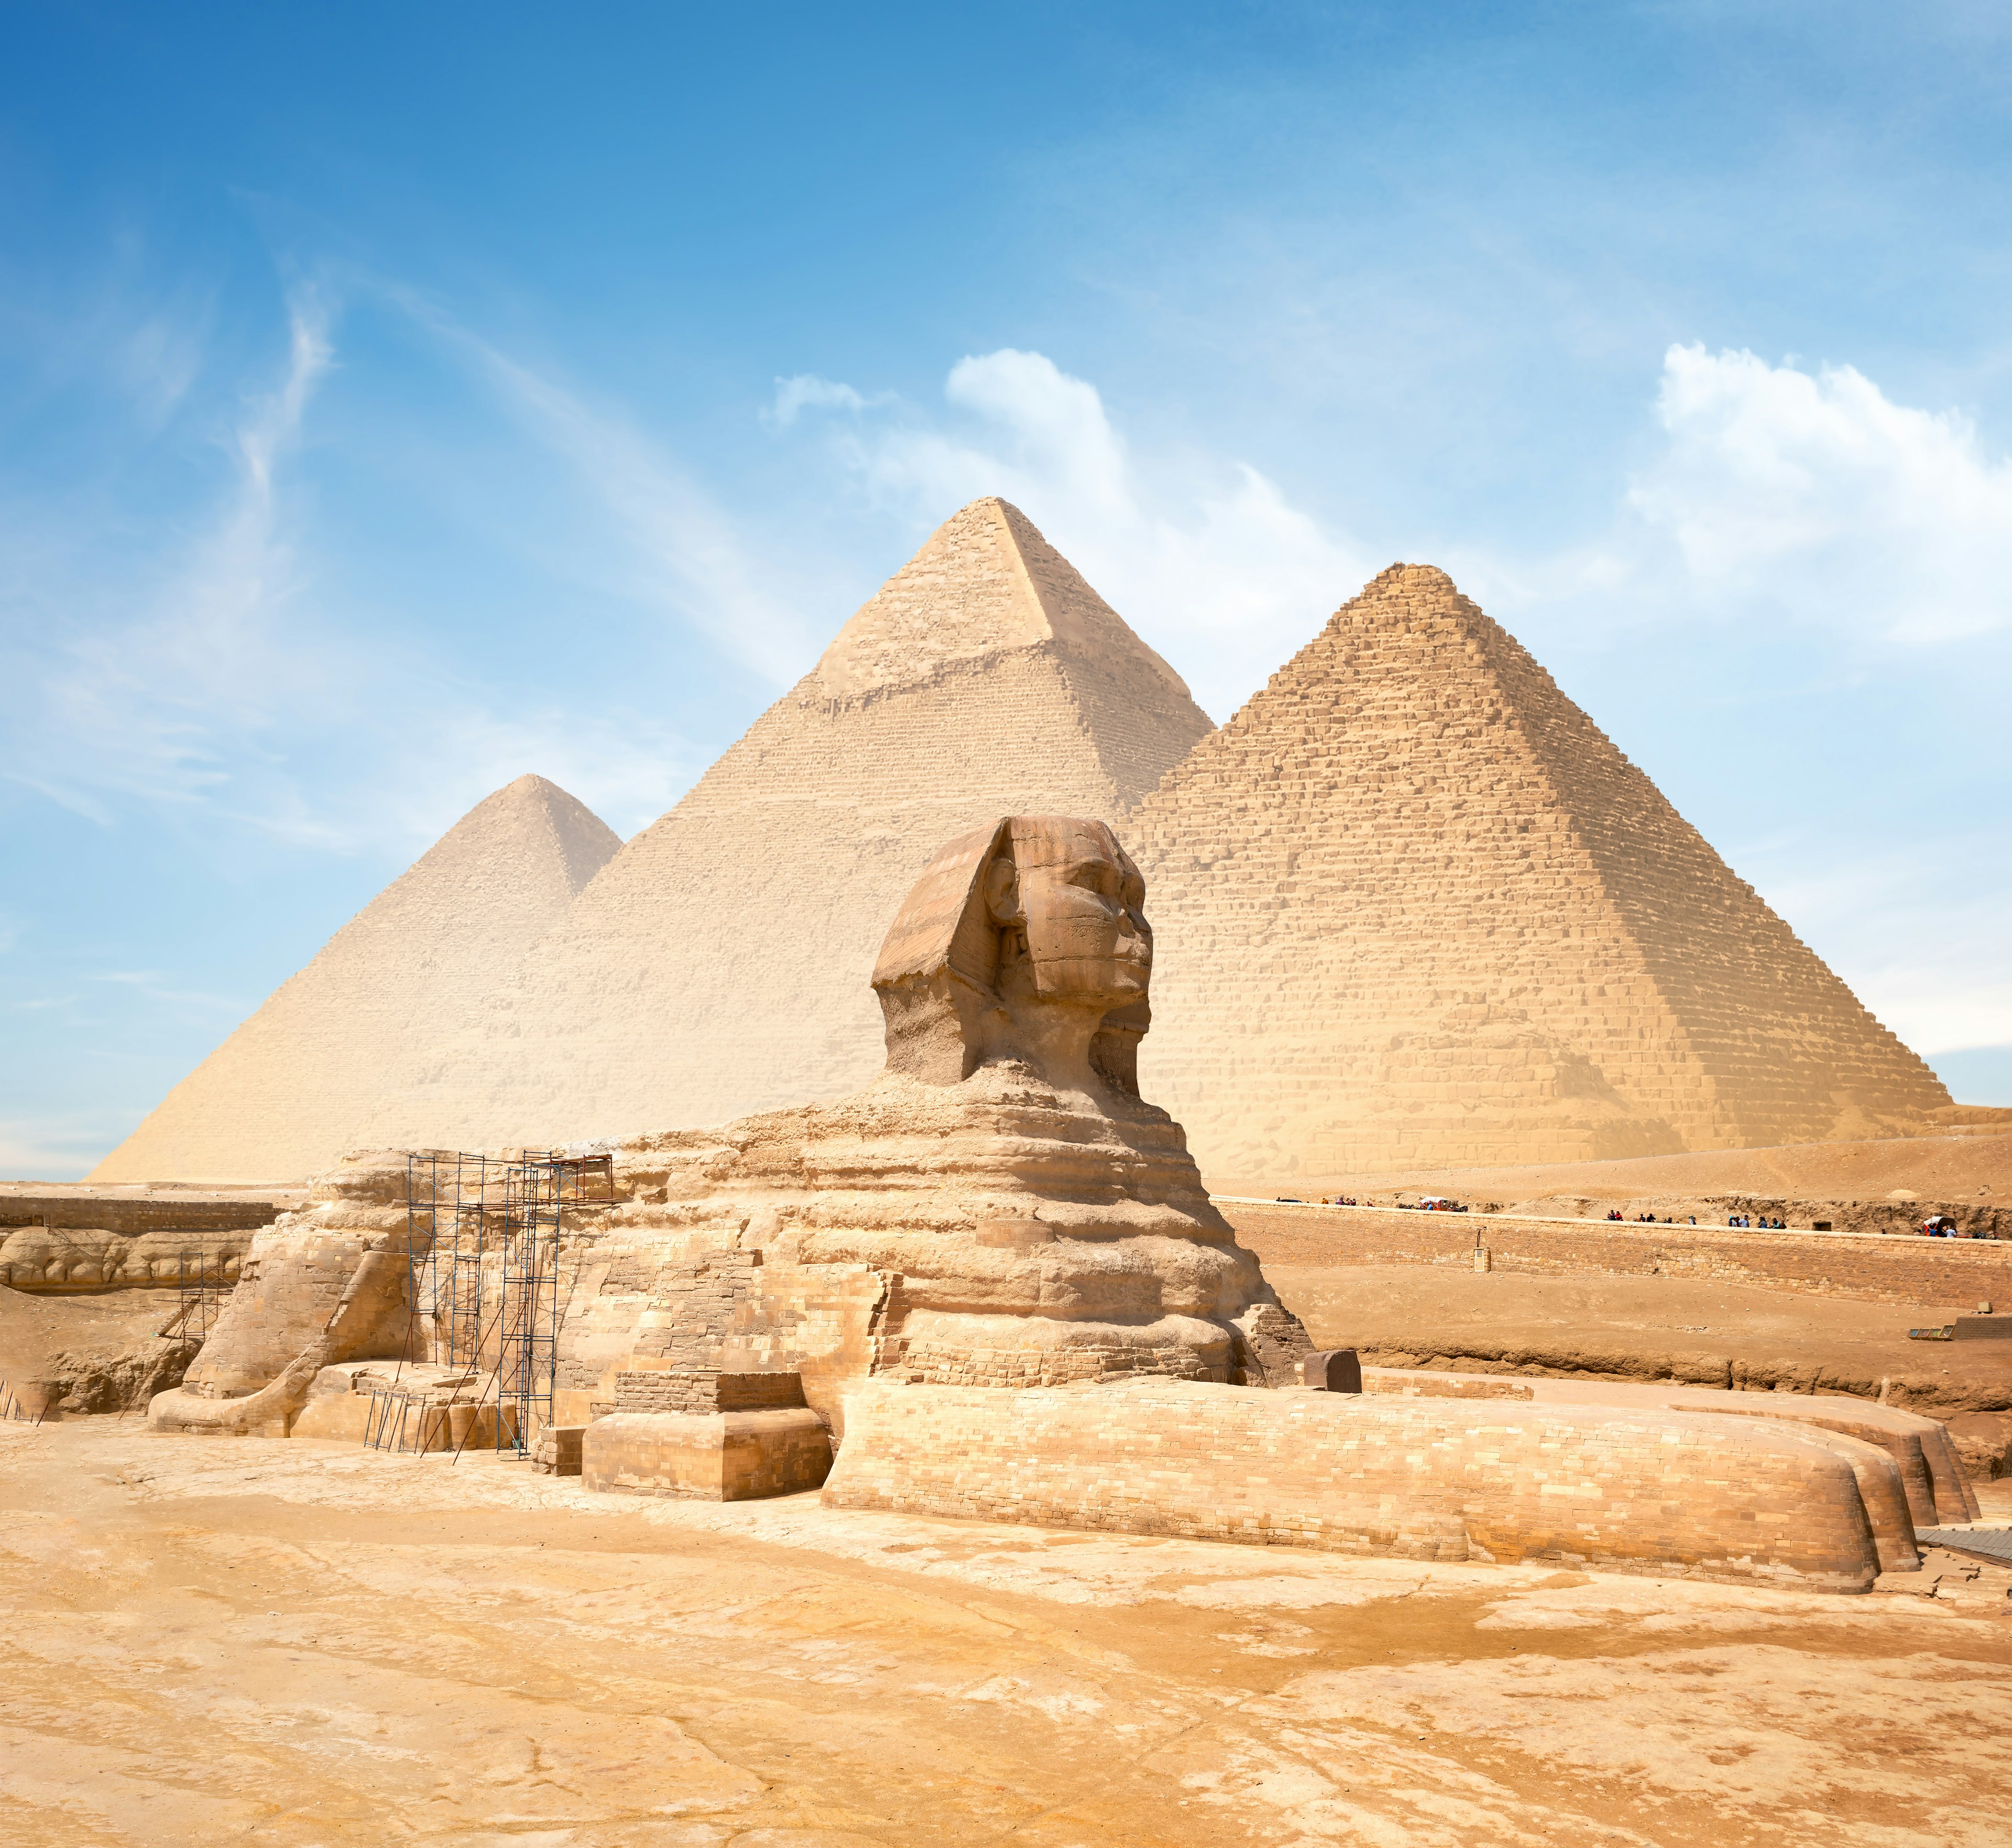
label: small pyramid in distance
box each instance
[364,497,1216,1152]
[90,774,621,1183]
[1127,562,1951,1183]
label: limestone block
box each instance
[289,1389,374,1444]
[1369,1369,1956,1563]
[1365,1373,1533,1401]
[532,1425,586,1475]
[1430,1372,1981,1530]
[613,1368,807,1415]
[583,1408,833,1502]
[1299,1349,1362,1392]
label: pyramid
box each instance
[361,498,1216,1149]
[90,775,621,1183]
[1125,564,1951,1182]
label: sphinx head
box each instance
[872,817,1153,1094]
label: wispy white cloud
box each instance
[0,1109,147,1183]
[393,287,814,684]
[3,289,338,830]
[1485,344,2012,1075]
[1757,835,2012,1056]
[765,373,889,426]
[0,234,213,431]
[777,340,2008,1077]
[2,278,743,855]
[792,346,1374,718]
[88,970,253,1016]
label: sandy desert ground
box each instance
[8,1129,2012,1845]
[3,1417,2010,1848]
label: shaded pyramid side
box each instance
[1127,564,1948,1181]
[358,499,1216,1150]
[90,775,622,1183]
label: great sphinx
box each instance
[149,816,1937,1593]
[560,813,1315,1426]
[149,815,1311,1444]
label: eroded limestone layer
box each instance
[556,1064,1310,1435]
[146,1152,414,1436]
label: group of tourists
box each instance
[1605,1209,1699,1224]
[1725,1213,1786,1229]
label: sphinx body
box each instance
[556,817,1310,1428]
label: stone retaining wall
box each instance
[1221,1202,2012,1310]
[0,1193,282,1236]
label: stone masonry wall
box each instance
[612,1368,807,1414]
[0,1194,279,1235]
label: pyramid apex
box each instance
[442,774,621,892]
[812,498,1192,705]
[1363,561,1460,596]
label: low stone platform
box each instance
[583,1408,833,1501]
[581,1366,833,1502]
[823,1376,1893,1591]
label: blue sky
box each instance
[4,2,2009,1178]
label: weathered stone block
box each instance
[583,1408,832,1501]
[1299,1348,1362,1392]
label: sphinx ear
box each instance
[983,855,1021,926]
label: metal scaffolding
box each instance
[154,1249,229,1344]
[400,1150,614,1458]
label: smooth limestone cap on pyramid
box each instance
[1127,562,1950,1184]
[356,498,1215,1153]
[90,775,622,1184]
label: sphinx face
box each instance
[998,819,1152,1011]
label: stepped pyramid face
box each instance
[89,775,621,1183]
[368,498,1216,1149]
[1127,563,1950,1181]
